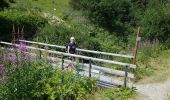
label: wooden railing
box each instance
[19,40,134,59]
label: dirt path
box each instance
[135,77,170,100]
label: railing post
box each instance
[124,65,128,87]
[38,44,42,59]
[39,50,42,59]
[61,55,64,84]
[133,27,140,65]
[99,53,102,66]
[61,55,64,70]
[89,59,92,78]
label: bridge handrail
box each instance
[0,41,136,68]
[19,40,134,59]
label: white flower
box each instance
[14,88,17,92]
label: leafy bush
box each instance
[38,24,73,46]
[0,0,9,10]
[70,0,170,46]
[38,23,126,53]
[137,46,161,63]
[0,47,96,100]
[0,10,47,41]
[135,45,161,81]
[0,59,54,99]
[70,0,132,35]
[135,66,154,81]
[33,70,96,100]
[140,1,170,42]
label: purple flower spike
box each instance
[9,53,16,64]
[0,64,4,78]
[18,42,27,53]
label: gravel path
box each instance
[135,77,170,100]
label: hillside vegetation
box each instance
[0,0,170,100]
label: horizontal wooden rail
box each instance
[1,48,134,79]
[35,55,134,78]
[19,40,134,59]
[0,41,136,68]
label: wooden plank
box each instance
[0,41,136,68]
[19,40,134,59]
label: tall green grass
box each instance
[10,0,70,16]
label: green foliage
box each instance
[109,87,135,99]
[140,1,170,42]
[0,60,54,99]
[39,24,102,51]
[10,0,42,13]
[131,0,149,11]
[38,23,126,53]
[70,0,132,35]
[90,87,135,100]
[70,0,170,45]
[0,10,47,41]
[33,71,96,100]
[135,66,155,81]
[0,57,96,100]
[0,0,9,10]
[135,45,161,81]
[137,46,161,63]
[12,0,70,17]
[38,24,72,46]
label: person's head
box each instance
[70,37,75,43]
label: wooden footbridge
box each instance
[0,40,136,88]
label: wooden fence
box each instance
[138,39,160,48]
[0,41,136,88]
[19,40,134,59]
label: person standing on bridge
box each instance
[67,37,77,54]
[66,37,77,69]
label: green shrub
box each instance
[92,87,135,100]
[70,0,132,35]
[38,24,73,46]
[33,70,96,100]
[0,0,9,10]
[0,60,54,99]
[110,87,135,99]
[0,55,96,100]
[135,66,155,81]
[135,45,161,81]
[70,0,170,45]
[38,23,126,53]
[137,45,161,63]
[140,1,170,42]
[0,10,47,41]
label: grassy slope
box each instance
[11,0,70,17]
[33,0,70,17]
[137,49,170,84]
